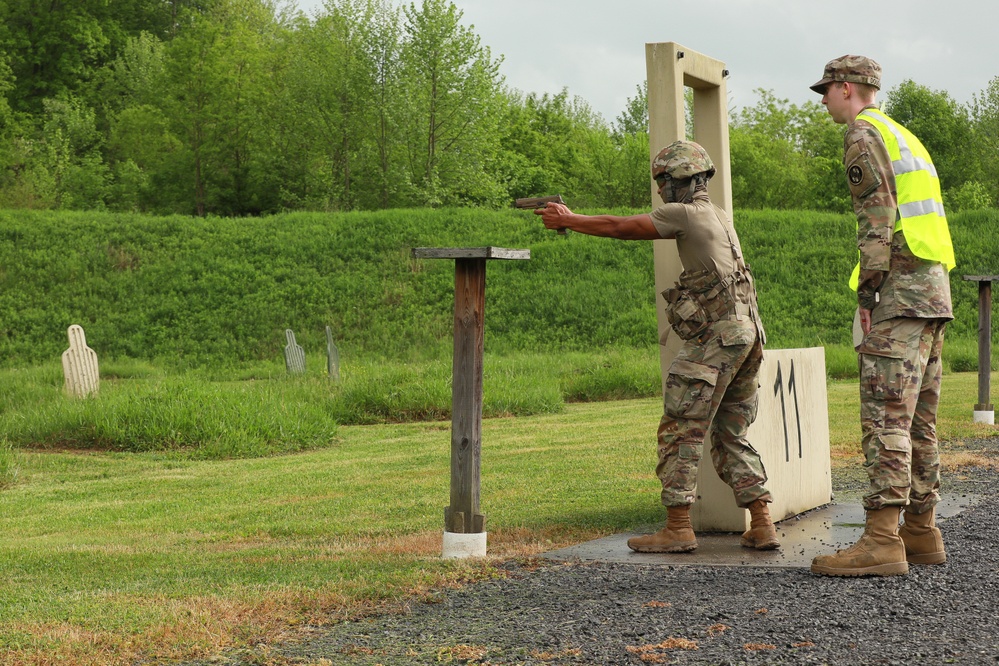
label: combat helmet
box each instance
[652,140,716,183]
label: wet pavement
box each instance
[542,494,982,568]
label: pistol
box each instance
[514,195,567,235]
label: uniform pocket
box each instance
[718,323,754,347]
[858,334,908,401]
[663,360,718,419]
[867,432,911,488]
[665,293,711,341]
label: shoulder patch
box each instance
[843,139,882,200]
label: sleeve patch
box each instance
[844,140,883,200]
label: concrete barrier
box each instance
[690,347,832,531]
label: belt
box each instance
[721,302,752,321]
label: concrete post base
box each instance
[973,410,995,425]
[442,531,487,559]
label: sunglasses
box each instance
[655,174,671,188]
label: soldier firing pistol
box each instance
[514,195,567,234]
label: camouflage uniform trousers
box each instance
[858,316,947,511]
[656,319,773,508]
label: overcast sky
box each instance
[291,0,998,124]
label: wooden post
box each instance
[447,256,486,535]
[978,280,993,409]
[964,275,997,424]
[411,247,530,557]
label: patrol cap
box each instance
[809,55,882,94]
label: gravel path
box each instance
[187,438,999,666]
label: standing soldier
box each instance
[808,56,956,577]
[535,141,780,553]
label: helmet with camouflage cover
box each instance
[651,140,716,182]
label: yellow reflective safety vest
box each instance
[848,108,956,290]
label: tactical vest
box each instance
[849,108,956,290]
[661,207,765,344]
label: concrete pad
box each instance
[542,495,982,569]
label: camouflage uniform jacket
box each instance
[844,106,953,324]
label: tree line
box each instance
[1,0,997,217]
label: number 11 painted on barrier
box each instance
[773,360,803,462]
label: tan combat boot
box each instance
[627,505,698,553]
[898,507,946,564]
[740,498,781,550]
[810,506,908,577]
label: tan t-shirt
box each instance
[648,191,743,278]
[649,190,764,343]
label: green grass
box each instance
[1,200,994,663]
[0,401,662,664]
[0,369,996,665]
[0,438,19,489]
[0,350,659,457]
[4,344,993,460]
[2,365,339,458]
[1,207,995,369]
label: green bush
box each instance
[0,354,579,458]
[1,369,340,458]
[944,337,997,373]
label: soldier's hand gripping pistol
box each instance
[514,194,568,235]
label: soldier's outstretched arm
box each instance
[534,203,659,240]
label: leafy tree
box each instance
[492,91,553,202]
[160,15,219,215]
[292,0,385,211]
[398,0,505,206]
[730,124,810,209]
[500,90,568,198]
[39,96,111,209]
[241,13,316,212]
[0,0,991,217]
[613,81,695,140]
[0,47,52,209]
[610,83,698,209]
[609,82,651,209]
[730,89,846,212]
[0,49,24,205]
[366,2,405,208]
[94,32,167,119]
[96,33,178,212]
[969,76,999,207]
[156,0,279,215]
[614,82,648,137]
[0,49,13,129]
[0,0,180,115]
[0,0,109,113]
[108,104,185,212]
[206,0,279,215]
[946,180,992,212]
[270,0,406,211]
